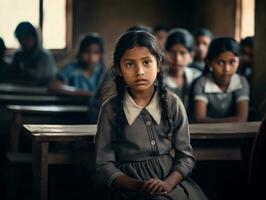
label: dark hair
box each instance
[240,36,254,48]
[0,37,6,58]
[193,28,213,39]
[127,24,153,34]
[14,21,38,40]
[77,33,104,57]
[153,24,168,34]
[206,37,240,62]
[113,31,171,136]
[165,28,194,52]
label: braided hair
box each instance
[112,30,172,136]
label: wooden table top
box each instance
[23,121,261,142]
[0,83,48,95]
[7,105,88,113]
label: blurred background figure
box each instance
[0,37,10,81]
[238,36,254,84]
[153,24,168,50]
[10,21,57,85]
[190,28,213,72]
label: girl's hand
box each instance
[142,178,174,195]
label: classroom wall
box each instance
[252,0,266,117]
[55,0,238,66]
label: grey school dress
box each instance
[95,90,208,200]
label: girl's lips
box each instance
[135,79,148,85]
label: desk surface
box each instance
[0,83,48,95]
[7,105,88,113]
[0,94,89,105]
[23,121,261,142]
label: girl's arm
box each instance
[48,79,91,96]
[194,100,249,123]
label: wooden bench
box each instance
[22,121,260,200]
[0,83,48,95]
[7,105,89,152]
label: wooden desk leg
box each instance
[9,112,22,152]
[32,141,49,200]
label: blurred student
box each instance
[193,37,249,123]
[11,22,57,85]
[153,24,168,50]
[190,28,213,72]
[0,37,10,81]
[238,36,254,84]
[164,28,201,110]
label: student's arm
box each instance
[48,79,91,96]
[194,100,249,123]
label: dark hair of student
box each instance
[126,24,153,34]
[165,28,194,52]
[14,21,39,48]
[240,36,254,48]
[203,37,240,75]
[193,28,213,39]
[76,33,104,64]
[112,31,172,137]
[0,37,6,59]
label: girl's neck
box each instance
[129,85,155,107]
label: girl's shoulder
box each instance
[100,94,118,113]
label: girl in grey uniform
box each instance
[164,29,201,111]
[95,31,208,200]
[193,37,249,123]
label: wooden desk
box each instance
[0,83,47,95]
[7,105,89,152]
[22,121,260,200]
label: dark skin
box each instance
[113,46,184,195]
[194,52,249,123]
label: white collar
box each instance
[205,73,242,93]
[165,67,200,89]
[123,90,162,125]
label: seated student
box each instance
[193,37,249,123]
[49,33,107,96]
[190,28,213,72]
[164,28,201,110]
[11,22,57,85]
[95,30,208,200]
[238,36,254,84]
[0,37,10,81]
[153,24,168,50]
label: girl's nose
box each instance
[136,65,145,76]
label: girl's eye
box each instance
[125,63,134,68]
[143,60,151,65]
[230,60,237,65]
[216,60,225,66]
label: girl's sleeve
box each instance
[95,102,124,187]
[235,76,250,102]
[171,99,196,177]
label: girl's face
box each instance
[167,44,192,71]
[119,46,159,93]
[195,35,211,61]
[80,43,101,67]
[209,51,239,87]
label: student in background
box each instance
[49,33,110,122]
[193,37,249,123]
[153,24,168,50]
[49,33,107,96]
[0,37,10,81]
[238,36,254,84]
[95,30,207,200]
[164,28,201,110]
[190,28,213,72]
[11,22,57,85]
